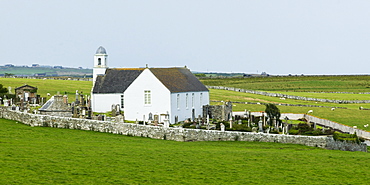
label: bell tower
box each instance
[93,46,108,85]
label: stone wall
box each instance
[207,86,370,104]
[203,101,233,121]
[0,107,366,152]
[234,111,370,140]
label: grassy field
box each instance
[210,89,370,131]
[201,75,370,92]
[1,118,370,184]
[0,77,92,102]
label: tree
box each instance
[0,84,8,94]
[4,73,14,77]
[265,103,281,126]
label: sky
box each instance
[1,0,370,75]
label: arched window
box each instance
[98,58,101,65]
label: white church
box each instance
[91,46,210,124]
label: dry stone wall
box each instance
[0,107,366,152]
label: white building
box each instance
[91,46,209,123]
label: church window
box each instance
[192,93,194,108]
[200,93,203,107]
[177,94,180,109]
[144,90,151,105]
[186,93,188,108]
[98,58,101,65]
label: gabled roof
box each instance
[92,67,208,94]
[15,84,37,90]
[92,68,144,93]
[150,68,208,93]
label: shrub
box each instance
[288,129,299,135]
[333,132,361,144]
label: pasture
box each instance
[1,118,370,184]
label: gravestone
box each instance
[206,114,210,130]
[220,123,225,131]
[148,113,153,124]
[154,114,159,126]
[286,125,289,135]
[163,114,169,128]
[258,117,263,133]
[116,115,124,122]
[252,127,258,133]
[4,99,9,106]
[111,104,117,117]
[238,120,242,125]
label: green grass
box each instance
[0,78,92,103]
[266,91,370,101]
[209,89,370,131]
[201,75,370,92]
[1,118,370,184]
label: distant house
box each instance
[91,46,209,124]
[53,66,63,69]
[15,84,38,101]
[32,64,40,67]
[5,64,14,67]
[34,73,46,77]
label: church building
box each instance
[91,46,209,124]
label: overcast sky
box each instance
[1,0,370,75]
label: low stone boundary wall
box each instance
[207,86,370,104]
[234,111,370,140]
[0,107,366,152]
[304,115,370,139]
[213,100,347,109]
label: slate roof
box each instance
[92,68,144,93]
[92,67,208,94]
[150,68,209,93]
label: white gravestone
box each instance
[220,123,225,132]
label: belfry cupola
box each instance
[93,46,108,85]
[94,46,108,67]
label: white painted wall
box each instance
[91,93,122,113]
[170,91,209,123]
[93,53,108,85]
[124,69,171,122]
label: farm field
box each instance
[1,118,369,184]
